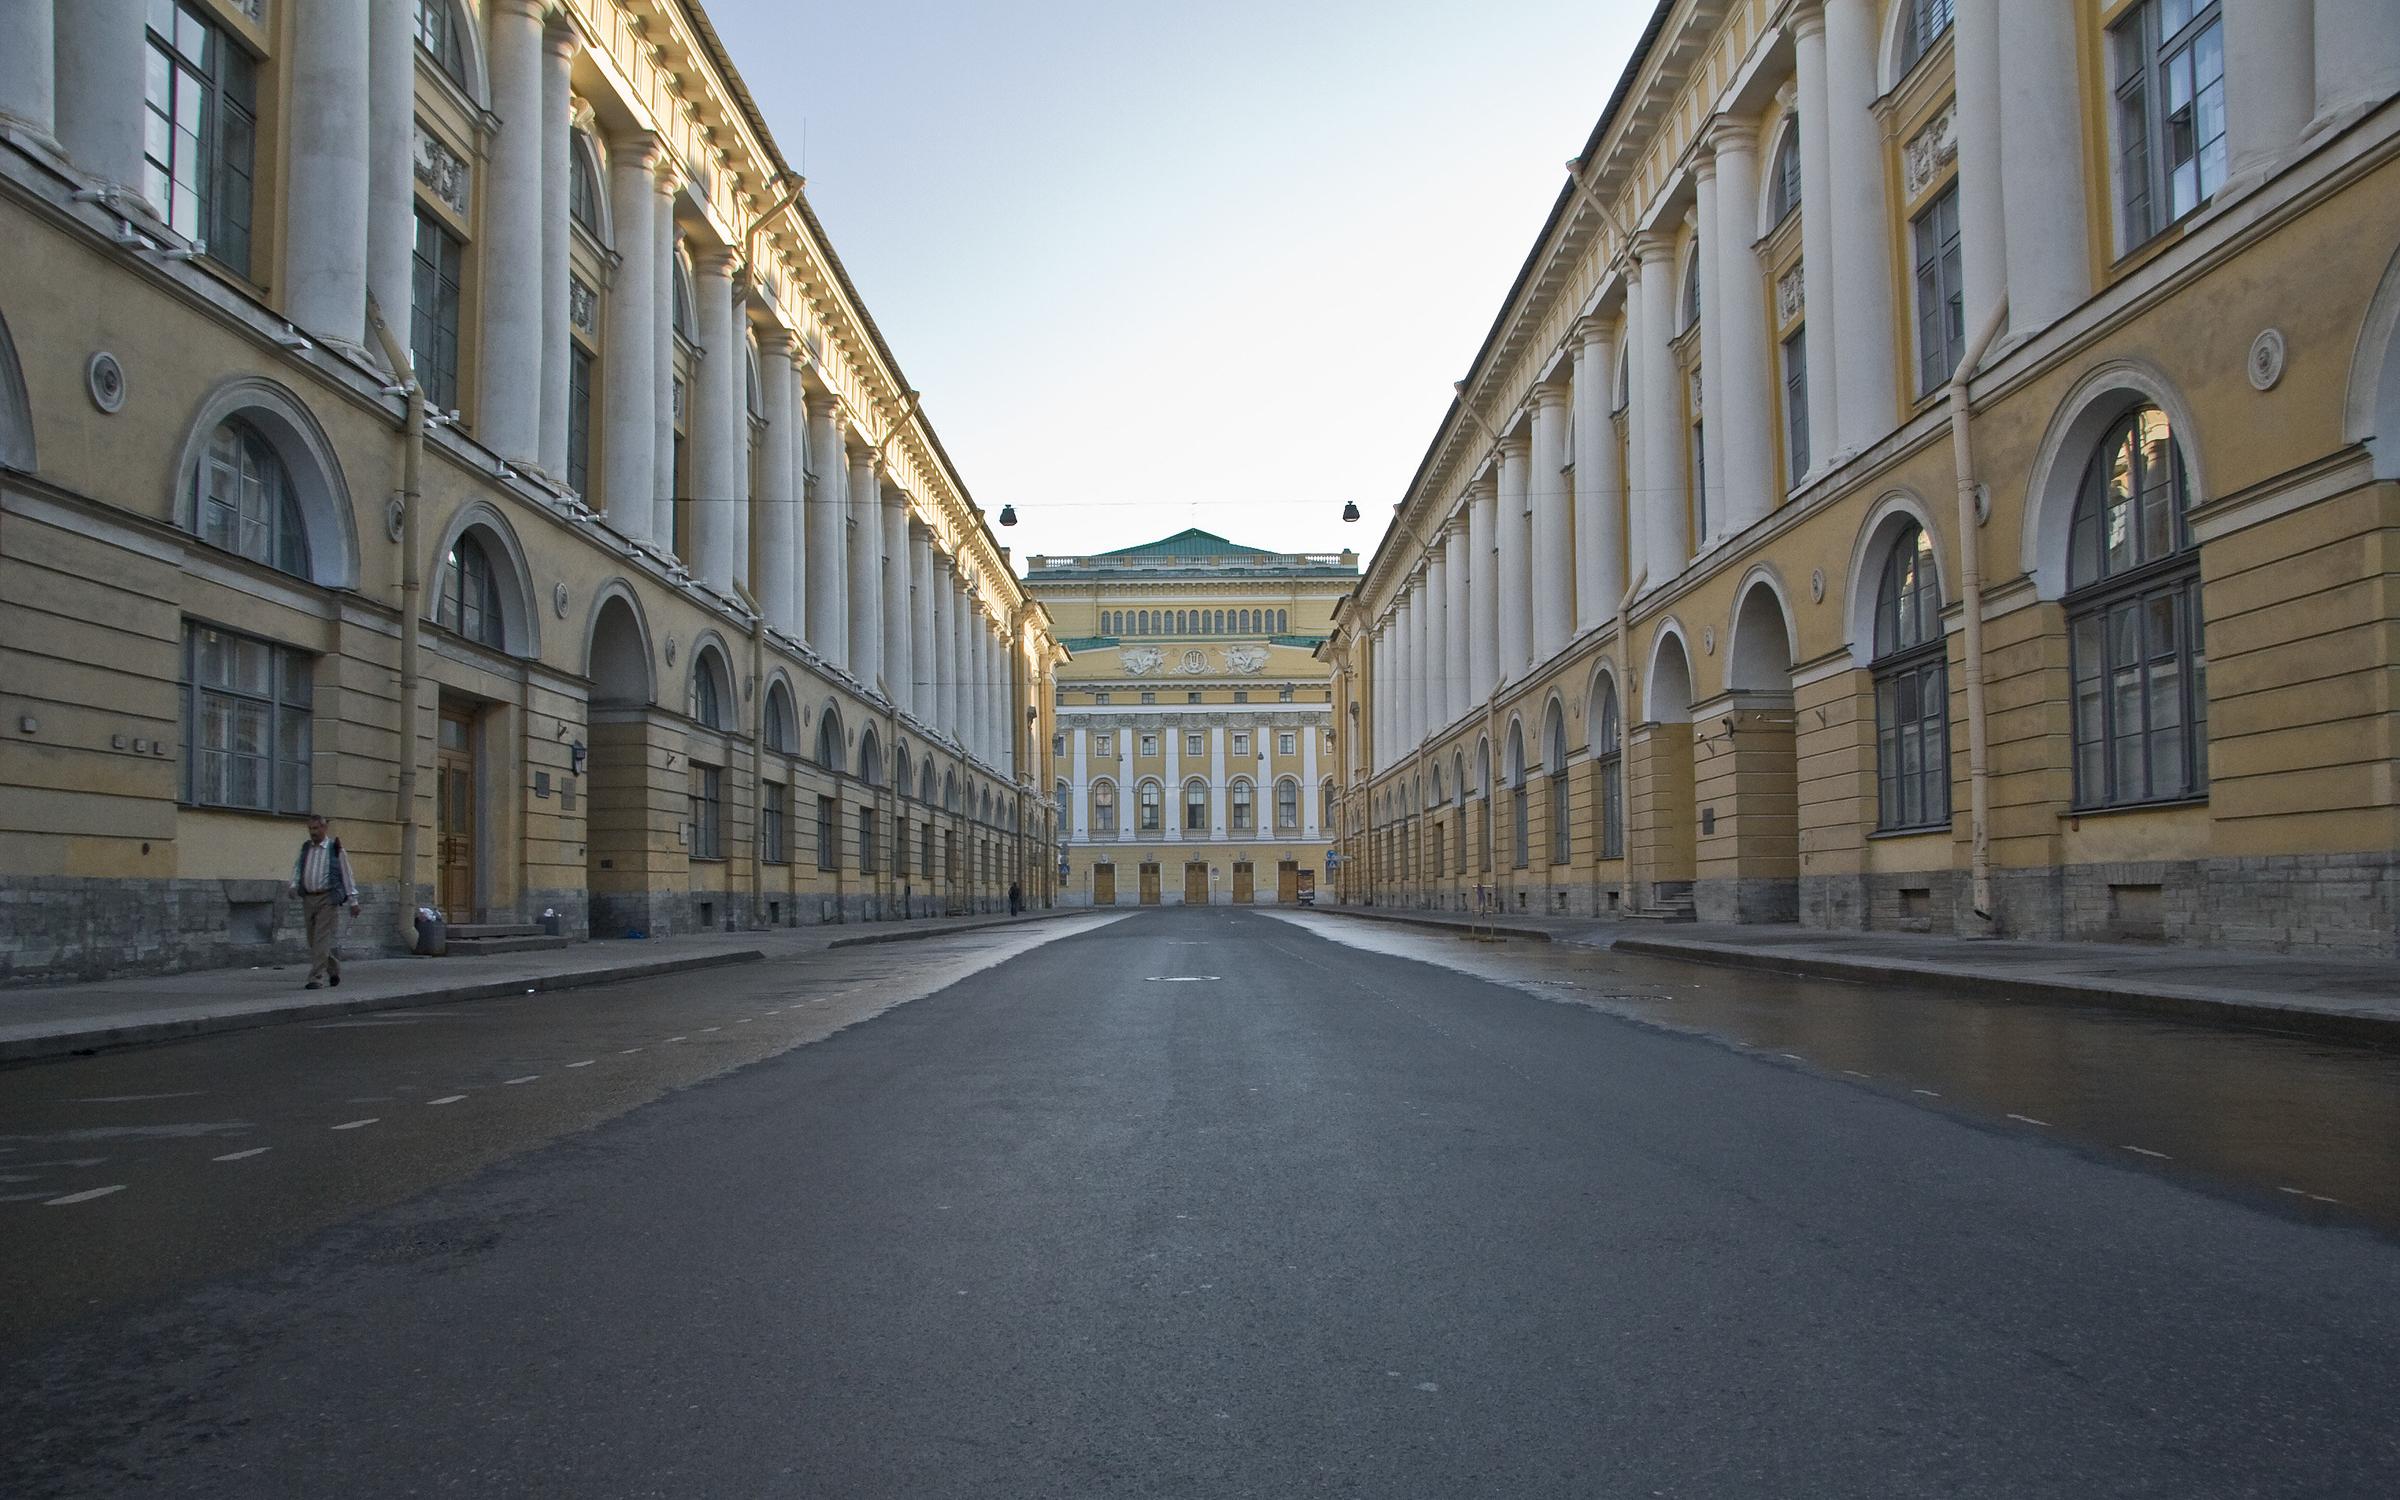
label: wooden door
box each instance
[1139,862,1161,905]
[436,705,477,922]
[1184,862,1208,905]
[1276,860,1299,903]
[1093,864,1116,906]
[1232,861,1254,904]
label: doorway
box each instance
[1276,860,1299,903]
[1093,863,1116,906]
[1232,861,1254,904]
[1139,862,1161,905]
[437,702,478,922]
[1184,861,1209,905]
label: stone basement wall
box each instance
[1805,851,2399,956]
[1694,876,1802,925]
[0,876,422,986]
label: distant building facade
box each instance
[0,0,1060,983]
[1029,531,1356,905]
[1326,0,2400,953]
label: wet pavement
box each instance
[1271,912,2400,1233]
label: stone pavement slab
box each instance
[1314,904,2400,1044]
[0,909,1077,1065]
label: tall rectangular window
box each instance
[144,2,256,273]
[689,764,723,859]
[182,623,311,813]
[2112,1,2225,248]
[1782,327,1809,485]
[411,209,464,414]
[761,781,788,864]
[815,795,837,871]
[567,341,596,495]
[1689,419,1708,540]
[1913,183,1964,395]
[858,807,878,875]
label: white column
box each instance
[2220,3,2311,187]
[602,142,660,541]
[366,0,414,351]
[1824,0,1898,454]
[1118,724,1135,838]
[1164,716,1182,842]
[1302,722,1321,841]
[1791,7,1841,478]
[1368,625,1385,771]
[2313,0,2400,133]
[784,349,810,630]
[1210,726,1228,836]
[1635,230,1689,578]
[932,563,957,734]
[1996,0,2093,340]
[754,331,798,634]
[1495,431,1532,680]
[953,582,975,752]
[1952,0,2008,339]
[537,19,576,481]
[476,0,546,465]
[1468,475,1499,699]
[1572,317,1624,618]
[805,398,848,665]
[650,163,678,545]
[1443,519,1471,720]
[0,0,56,144]
[1071,731,1088,840]
[285,0,373,348]
[911,524,936,723]
[1623,269,1652,582]
[1692,154,1728,545]
[54,0,146,200]
[847,447,884,689]
[1423,547,1449,733]
[1529,383,1573,659]
[689,248,743,592]
[974,619,996,764]
[1405,588,1425,746]
[882,486,912,708]
[1706,120,1775,538]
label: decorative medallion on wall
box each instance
[1776,268,1805,326]
[1703,625,1716,655]
[664,634,678,667]
[413,126,471,216]
[1901,100,1959,201]
[385,497,405,542]
[86,352,125,413]
[569,276,598,337]
[553,582,570,619]
[2247,328,2286,391]
[1180,649,1207,674]
[1810,568,1825,602]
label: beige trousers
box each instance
[304,890,343,983]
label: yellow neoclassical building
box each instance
[1028,530,1356,905]
[0,0,1062,983]
[1329,0,2400,954]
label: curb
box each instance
[0,949,766,1066]
[1608,936,2400,1046]
[1311,906,1557,943]
[825,909,1081,949]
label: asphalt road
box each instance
[4,908,2398,1497]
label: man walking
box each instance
[291,815,360,989]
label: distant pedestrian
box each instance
[290,815,360,989]
[1008,880,1022,917]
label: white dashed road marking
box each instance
[213,1147,272,1161]
[566,1060,595,1068]
[1912,1088,1942,1097]
[428,1095,466,1106]
[331,1118,379,1131]
[503,1075,538,1086]
[45,1185,127,1205]
[2006,1113,2051,1127]
[2122,1145,2171,1160]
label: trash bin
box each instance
[413,906,447,957]
[539,907,562,936]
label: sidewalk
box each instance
[0,908,1081,1065]
[1312,904,2400,1044]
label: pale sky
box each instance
[704,1,1654,576]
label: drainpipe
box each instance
[1615,566,1646,914]
[1947,297,2010,930]
[732,581,767,926]
[364,296,424,950]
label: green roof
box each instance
[1091,528,1273,561]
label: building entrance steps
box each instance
[1311,905,2400,1045]
[0,909,1080,1066]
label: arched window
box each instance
[414,1,471,91]
[690,649,730,730]
[1138,779,1162,833]
[671,254,697,344]
[1320,777,1336,828]
[1507,726,1529,870]
[2068,406,2206,807]
[1275,777,1299,832]
[894,745,912,798]
[194,418,309,577]
[764,684,796,754]
[1476,740,1494,874]
[1184,778,1209,832]
[1546,704,1569,866]
[1681,246,1703,333]
[1898,0,1956,77]
[437,532,503,647]
[1451,752,1467,872]
[1874,523,1950,829]
[922,762,937,804]
[1093,778,1117,831]
[1230,778,1255,832]
[1594,676,1624,860]
[1768,124,1802,226]
[1239,609,1253,633]
[1613,342,1632,414]
[568,132,605,239]
[816,705,844,769]
[1277,610,1288,633]
[858,728,883,787]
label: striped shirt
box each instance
[296,838,356,899]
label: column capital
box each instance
[1630,226,1679,264]
[1575,312,1617,349]
[1534,378,1573,411]
[1788,1,1826,40]
[1497,427,1531,459]
[1702,113,1758,159]
[757,323,797,356]
[692,243,739,277]
[541,9,581,55]
[615,131,665,174]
